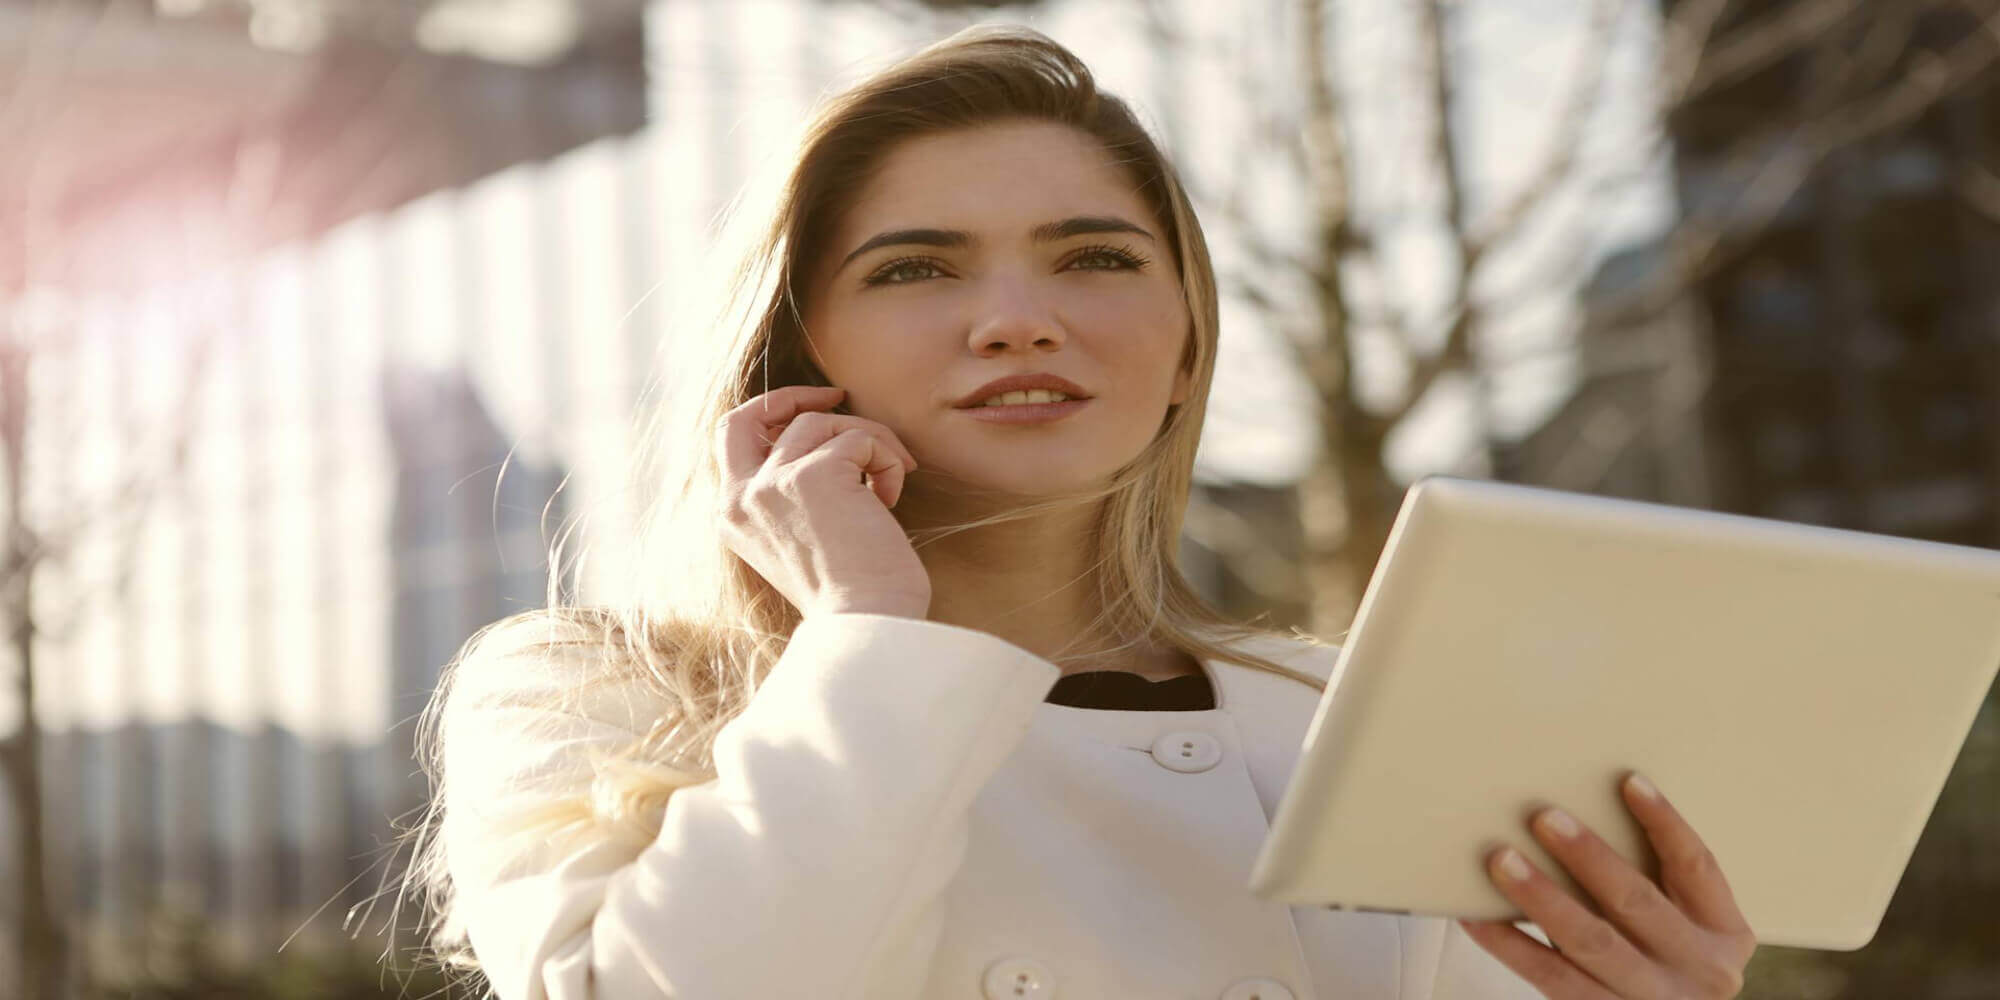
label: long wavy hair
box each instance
[394,22,1333,985]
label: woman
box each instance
[402,24,1759,1000]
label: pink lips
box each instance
[959,397,1091,425]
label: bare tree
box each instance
[0,175,222,1000]
[0,276,213,998]
[0,5,287,995]
[1172,0,2000,636]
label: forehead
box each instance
[835,120,1154,242]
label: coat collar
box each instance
[1029,629,1337,744]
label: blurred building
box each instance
[0,0,647,289]
[5,0,643,983]
[1505,1,2000,549]
[1674,1,2000,546]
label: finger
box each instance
[767,411,918,474]
[719,386,847,482]
[802,427,910,509]
[1529,806,1716,971]
[1456,920,1618,1000]
[858,442,909,508]
[1621,772,1752,937]
[1483,846,1679,1000]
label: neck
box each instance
[894,485,1149,677]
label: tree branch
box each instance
[1470,129,1674,318]
[1593,3,2000,334]
[1668,0,1867,108]
[1298,0,1362,415]
[1952,158,2000,222]
[1467,0,1631,258]
[1659,0,1734,104]
[1398,0,1477,424]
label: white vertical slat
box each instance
[618,128,666,423]
[328,209,397,942]
[549,138,638,603]
[237,245,285,960]
[651,0,721,243]
[185,283,257,963]
[261,246,322,744]
[612,127,669,607]
[332,302,394,749]
[460,164,556,466]
[728,0,811,184]
[171,272,227,942]
[130,276,204,924]
[386,194,463,374]
[269,235,348,947]
[191,319,255,731]
[332,204,428,891]
[65,295,123,960]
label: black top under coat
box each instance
[1043,669,1216,711]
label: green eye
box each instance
[863,257,946,286]
[860,243,1152,287]
[1068,244,1151,271]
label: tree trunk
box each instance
[1300,402,1398,641]
[2,341,66,1000]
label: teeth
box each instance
[980,389,1071,407]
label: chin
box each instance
[943,462,1117,501]
[924,424,1152,499]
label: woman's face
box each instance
[799,119,1193,498]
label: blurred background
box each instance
[2,0,1996,996]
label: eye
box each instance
[1066,243,1152,272]
[862,256,947,286]
[859,243,1153,288]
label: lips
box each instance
[959,397,1090,425]
[953,373,1093,408]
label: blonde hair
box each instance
[393,23,1333,987]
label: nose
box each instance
[965,279,1066,355]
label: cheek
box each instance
[816,320,954,420]
[1074,290,1187,366]
[816,302,930,373]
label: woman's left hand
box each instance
[1458,772,1759,999]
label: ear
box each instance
[1169,366,1193,405]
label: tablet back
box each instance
[1247,476,2000,951]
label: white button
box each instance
[982,956,1055,998]
[1220,977,1296,1000]
[1151,730,1222,773]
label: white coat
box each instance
[441,611,1547,999]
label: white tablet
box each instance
[1247,475,2000,951]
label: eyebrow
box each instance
[834,215,1158,275]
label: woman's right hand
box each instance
[717,385,931,620]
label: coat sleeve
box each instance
[439,611,1061,1000]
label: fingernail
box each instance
[1537,808,1580,839]
[1496,848,1531,881]
[1628,772,1660,801]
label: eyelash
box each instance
[861,243,1154,286]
